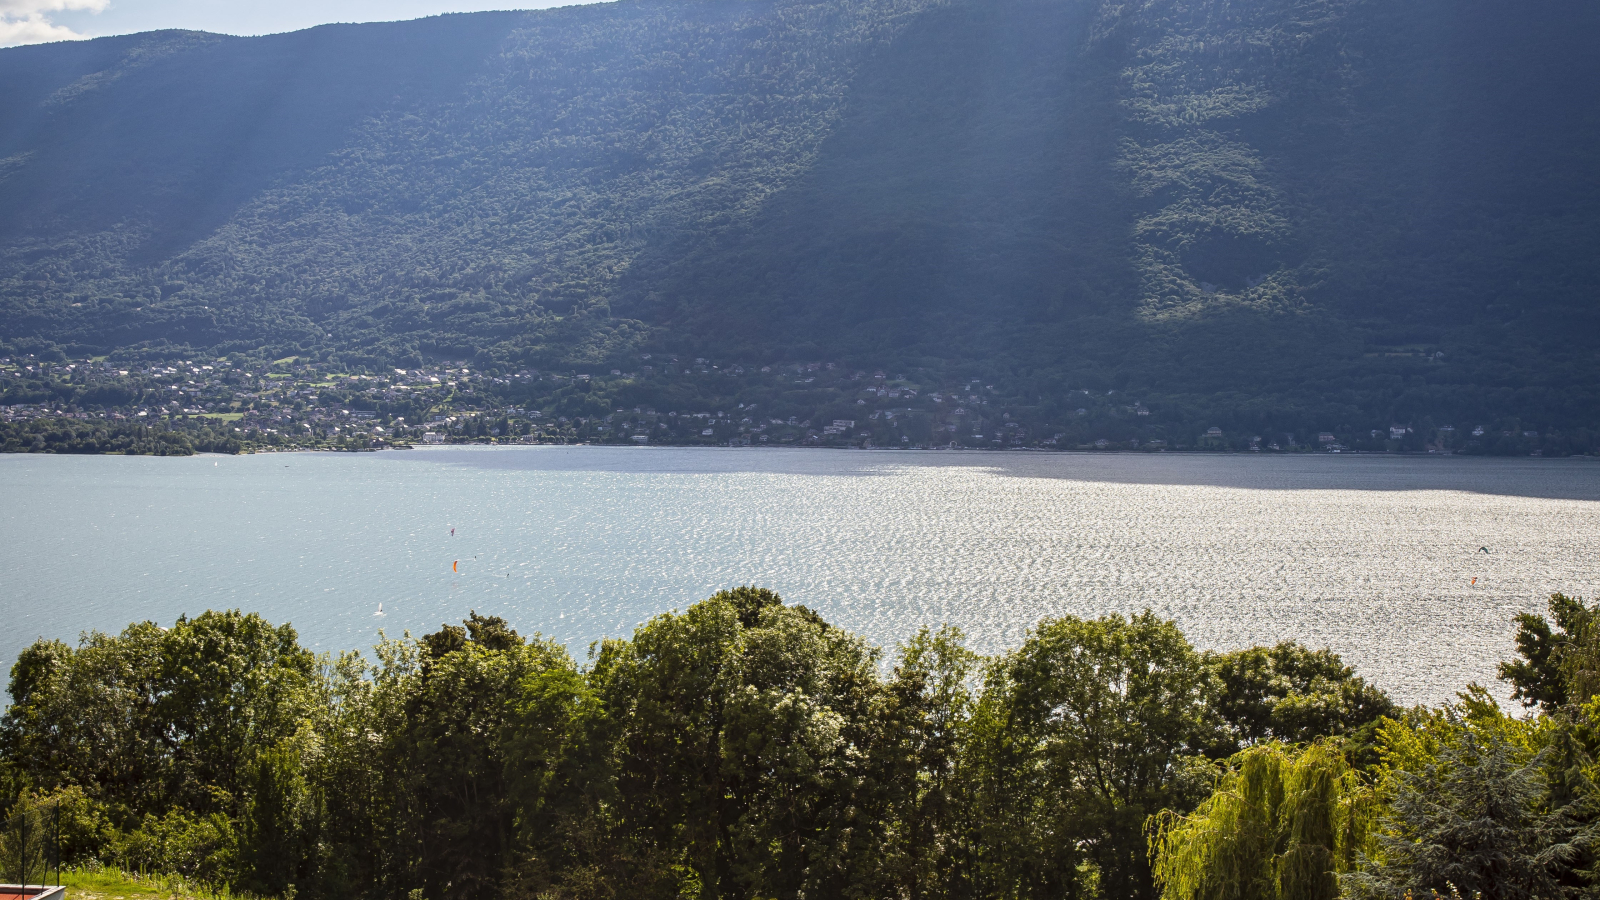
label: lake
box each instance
[4,447,1599,705]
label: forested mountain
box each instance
[3,0,1599,431]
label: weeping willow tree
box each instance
[1147,742,1376,900]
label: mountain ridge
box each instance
[2,0,1598,434]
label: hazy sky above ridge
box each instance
[1,0,593,47]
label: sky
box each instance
[0,0,593,47]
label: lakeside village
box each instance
[0,352,1579,455]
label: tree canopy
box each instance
[3,594,1403,900]
[9,593,1600,899]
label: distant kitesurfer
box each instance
[1478,546,1490,554]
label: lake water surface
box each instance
[4,447,1599,705]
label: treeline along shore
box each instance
[5,353,1593,457]
[3,589,1598,900]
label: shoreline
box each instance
[10,441,1599,465]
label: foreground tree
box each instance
[1148,741,1374,900]
[397,614,570,900]
[968,611,1218,900]
[874,626,981,900]
[589,586,892,899]
[1343,726,1594,900]
[1207,643,1396,754]
[1500,593,1600,714]
[1,610,316,818]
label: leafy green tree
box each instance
[240,735,319,896]
[1500,594,1600,713]
[502,648,619,899]
[2,611,315,820]
[969,611,1219,900]
[398,614,568,900]
[874,626,981,900]
[15,786,117,866]
[2,628,167,816]
[1148,742,1375,900]
[1343,730,1595,900]
[1207,643,1396,755]
[592,586,889,899]
[3,611,322,892]
[155,610,318,813]
[302,636,421,900]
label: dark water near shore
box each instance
[4,447,1598,705]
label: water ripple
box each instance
[3,448,1598,705]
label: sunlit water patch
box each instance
[3,447,1598,706]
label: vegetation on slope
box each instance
[1,0,1598,435]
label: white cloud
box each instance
[0,0,108,46]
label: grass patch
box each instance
[61,867,270,900]
[192,412,244,422]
